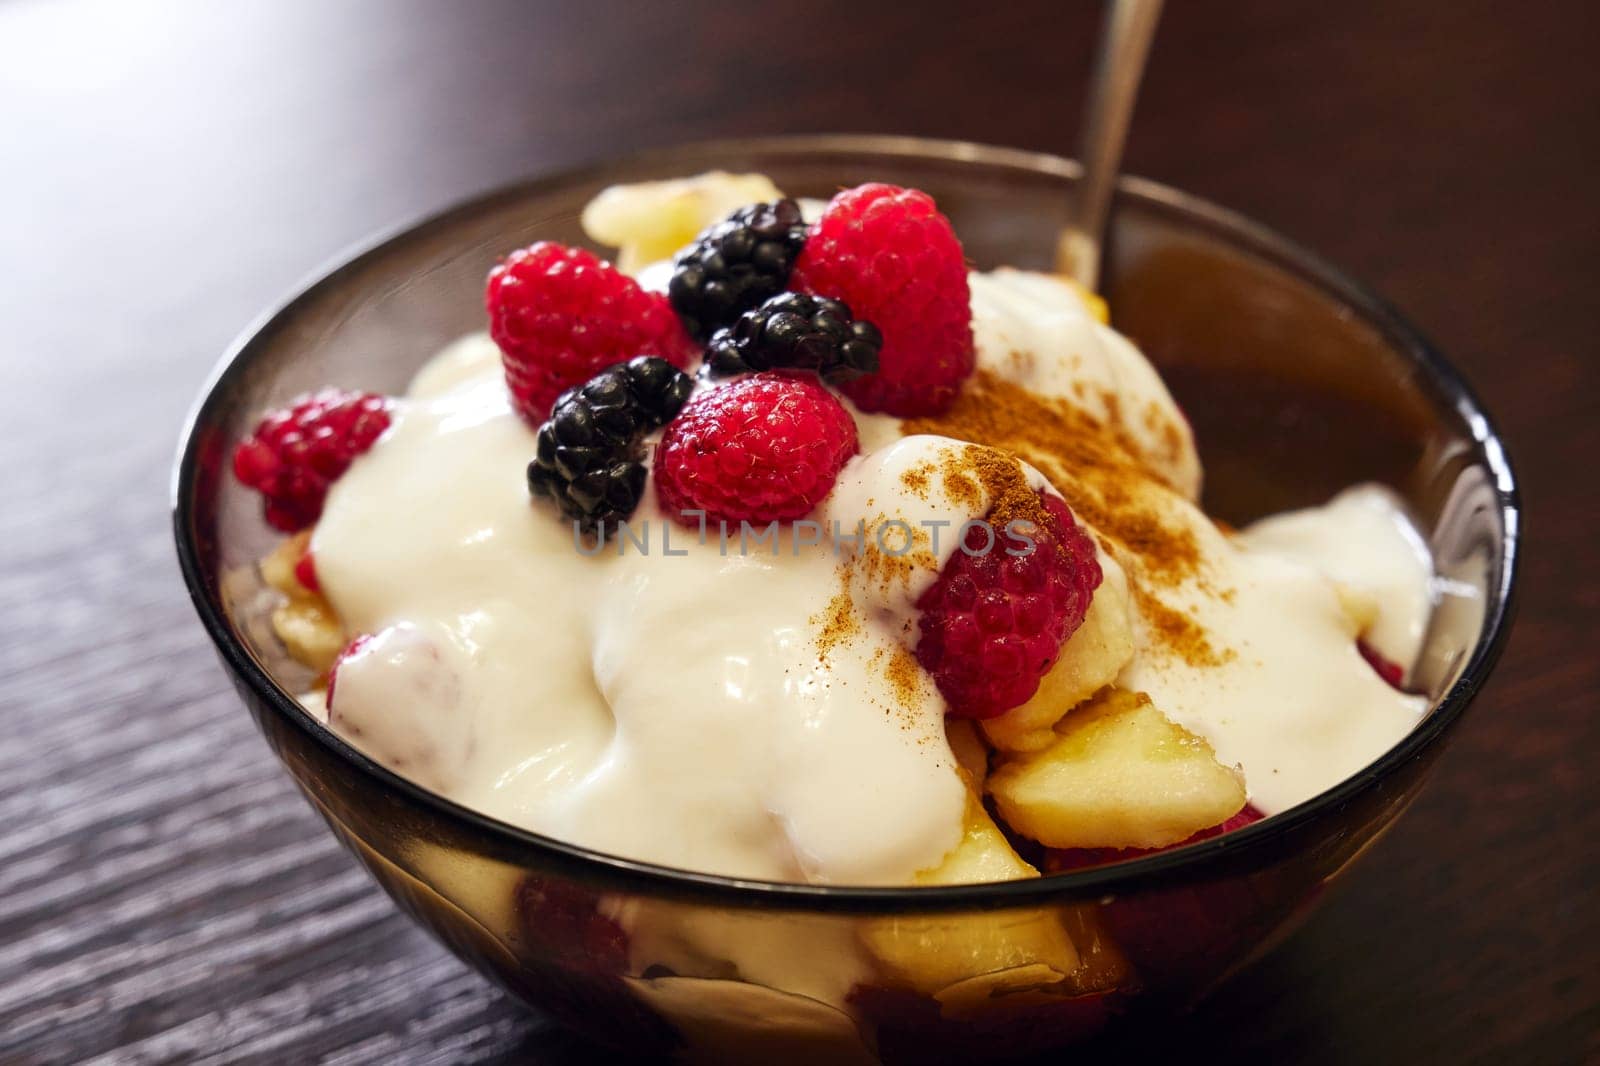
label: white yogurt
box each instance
[308,268,1433,882]
[1115,502,1428,815]
[1239,485,1435,669]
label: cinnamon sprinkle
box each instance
[899,463,932,498]
[884,646,922,711]
[811,585,858,664]
[905,369,1230,665]
[1132,586,1234,668]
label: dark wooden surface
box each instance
[2,1,1594,1062]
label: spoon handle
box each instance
[1057,0,1164,290]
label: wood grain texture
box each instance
[1,0,1594,1062]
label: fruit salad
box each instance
[234,172,1433,894]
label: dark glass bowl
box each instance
[172,136,1518,1064]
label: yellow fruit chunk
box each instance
[918,795,1041,886]
[982,560,1134,753]
[861,794,1078,994]
[262,531,344,673]
[1054,905,1133,996]
[990,688,1245,850]
[1064,279,1110,324]
[271,597,343,674]
[945,718,990,786]
[261,530,314,596]
[580,171,785,273]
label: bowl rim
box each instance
[171,133,1520,913]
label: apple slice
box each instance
[945,718,990,786]
[580,172,785,273]
[989,688,1246,850]
[981,557,1134,754]
[861,794,1078,994]
[261,531,345,673]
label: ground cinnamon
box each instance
[906,369,1229,667]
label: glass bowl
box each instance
[172,135,1518,1064]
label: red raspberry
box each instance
[915,492,1101,719]
[486,242,696,423]
[1358,640,1407,690]
[791,183,975,416]
[324,633,372,707]
[653,372,858,527]
[233,390,391,532]
[294,547,320,592]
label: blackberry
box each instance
[706,292,882,383]
[527,356,692,533]
[668,199,807,340]
[613,351,695,425]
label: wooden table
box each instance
[3,1,1593,1062]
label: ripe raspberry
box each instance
[915,492,1101,719]
[1358,640,1407,690]
[791,183,975,416]
[324,633,372,707]
[654,372,859,527]
[486,242,696,423]
[232,389,392,532]
[293,547,320,592]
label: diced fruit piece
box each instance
[526,356,693,535]
[919,795,1043,887]
[945,719,990,786]
[292,549,319,592]
[1054,906,1133,996]
[1063,278,1110,325]
[915,488,1102,720]
[1358,640,1407,690]
[261,530,316,597]
[271,595,344,674]
[919,802,1025,890]
[326,624,473,792]
[486,242,696,424]
[860,794,1078,995]
[233,389,392,532]
[668,199,809,340]
[654,372,859,526]
[1088,859,1295,990]
[982,557,1133,752]
[989,688,1246,850]
[513,875,680,1056]
[704,291,881,383]
[791,183,975,416]
[1044,805,1266,873]
[261,531,344,672]
[517,874,631,971]
[581,171,785,273]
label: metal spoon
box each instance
[1055,0,1164,290]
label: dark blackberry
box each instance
[705,292,882,384]
[527,356,692,533]
[667,199,807,340]
[616,352,695,424]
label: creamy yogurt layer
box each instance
[307,265,1430,885]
